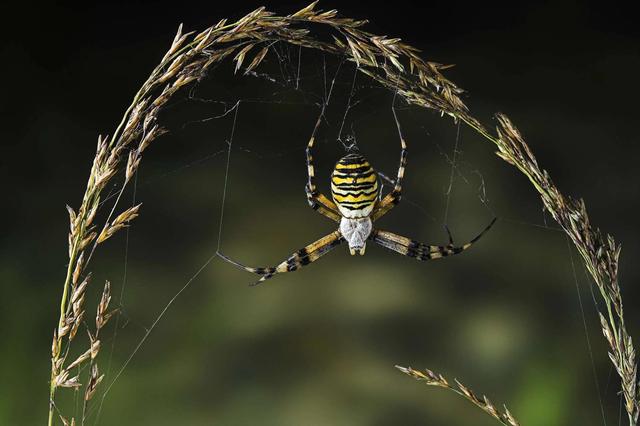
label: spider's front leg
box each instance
[218,231,344,285]
[305,108,341,223]
[369,218,497,260]
[305,183,341,223]
[371,103,407,222]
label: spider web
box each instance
[76,41,616,426]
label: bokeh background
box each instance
[2,1,640,425]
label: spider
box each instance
[219,105,496,285]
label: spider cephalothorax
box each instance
[219,107,495,285]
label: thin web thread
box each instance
[296,45,302,90]
[443,120,461,224]
[93,100,241,422]
[337,65,358,150]
[216,101,240,253]
[582,260,619,425]
[419,119,500,225]
[93,171,138,425]
[567,235,607,425]
[94,252,218,410]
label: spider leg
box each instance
[306,106,342,223]
[369,218,496,261]
[371,101,407,222]
[218,231,343,286]
[306,184,341,222]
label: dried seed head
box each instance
[71,273,91,312]
[79,232,97,251]
[397,366,519,426]
[97,205,142,244]
[59,414,72,426]
[90,339,101,360]
[94,167,117,191]
[55,370,81,388]
[72,252,84,286]
[66,205,77,233]
[600,312,614,348]
[138,125,168,154]
[58,322,71,339]
[69,312,83,340]
[84,364,104,401]
[66,348,92,371]
[194,27,214,52]
[291,1,319,18]
[245,46,269,74]
[115,205,141,226]
[85,201,99,229]
[503,406,520,426]
[126,150,141,181]
[51,328,59,359]
[97,281,116,331]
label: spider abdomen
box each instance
[331,153,380,218]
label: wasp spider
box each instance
[219,106,496,285]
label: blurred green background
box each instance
[2,1,640,425]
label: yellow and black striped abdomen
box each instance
[331,153,380,218]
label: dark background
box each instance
[2,1,640,425]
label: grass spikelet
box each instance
[395,366,520,426]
